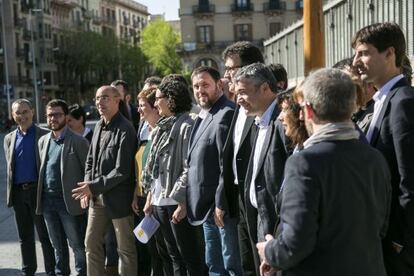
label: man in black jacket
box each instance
[257,68,391,276]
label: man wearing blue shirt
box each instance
[4,99,56,276]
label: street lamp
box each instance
[0,0,11,120]
[29,8,42,123]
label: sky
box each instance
[136,0,180,21]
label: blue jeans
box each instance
[43,193,87,276]
[203,216,243,276]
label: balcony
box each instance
[231,3,254,16]
[23,29,36,41]
[82,9,93,19]
[50,0,77,8]
[192,4,215,17]
[263,1,286,14]
[15,48,25,58]
[123,16,130,26]
[102,17,116,26]
[92,15,102,25]
[14,17,25,28]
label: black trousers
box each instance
[153,205,207,276]
[238,195,260,276]
[11,185,56,275]
[383,239,414,276]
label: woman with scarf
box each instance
[141,79,207,276]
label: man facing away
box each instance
[3,99,56,276]
[352,22,414,275]
[36,99,89,276]
[257,68,391,276]
[72,85,137,275]
[186,66,243,275]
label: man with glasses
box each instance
[4,99,56,276]
[37,99,89,276]
[217,41,265,275]
[73,85,137,275]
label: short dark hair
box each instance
[352,22,406,67]
[161,74,188,86]
[46,99,69,115]
[158,80,192,114]
[268,63,288,90]
[144,76,162,86]
[191,66,221,82]
[222,41,264,66]
[12,98,33,110]
[68,104,86,126]
[111,79,128,91]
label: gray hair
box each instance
[12,98,33,110]
[303,68,356,123]
[233,62,279,93]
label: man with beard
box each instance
[72,85,137,276]
[37,99,89,275]
[4,99,57,276]
[187,66,243,275]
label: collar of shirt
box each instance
[52,126,67,144]
[254,100,277,128]
[198,108,211,120]
[17,124,35,136]
[374,74,404,102]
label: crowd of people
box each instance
[3,21,414,276]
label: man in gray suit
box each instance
[37,99,88,276]
[187,66,243,275]
[257,68,391,276]
[72,85,137,276]
[3,99,56,276]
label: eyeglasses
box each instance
[224,65,241,72]
[155,95,167,101]
[95,95,118,102]
[46,112,65,119]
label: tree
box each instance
[141,19,182,75]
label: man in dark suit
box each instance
[257,68,392,276]
[187,66,243,275]
[3,99,56,276]
[37,99,89,276]
[72,85,137,276]
[216,41,265,276]
[112,79,140,131]
[352,22,414,275]
[233,63,287,244]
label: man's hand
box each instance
[80,196,90,209]
[257,234,274,262]
[260,260,278,276]
[172,203,187,224]
[131,195,140,216]
[214,207,225,227]
[72,181,92,201]
[143,192,153,216]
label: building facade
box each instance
[179,0,303,73]
[264,0,414,87]
[0,0,148,122]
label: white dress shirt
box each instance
[366,74,404,142]
[249,101,277,209]
[232,106,248,185]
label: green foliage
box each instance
[141,19,182,75]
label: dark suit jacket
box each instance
[216,105,256,218]
[266,139,391,276]
[244,104,287,241]
[3,125,48,207]
[85,112,137,219]
[369,78,414,248]
[36,128,89,216]
[187,95,235,225]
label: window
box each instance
[269,22,282,36]
[197,58,218,69]
[234,24,252,41]
[197,26,213,44]
[237,0,248,8]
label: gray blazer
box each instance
[149,112,194,204]
[3,125,48,207]
[36,128,89,216]
[186,95,235,225]
[85,112,137,219]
